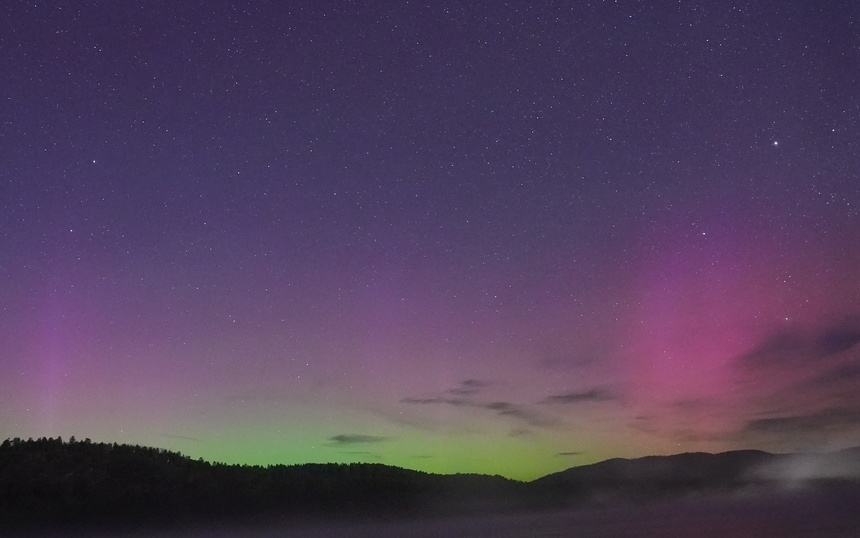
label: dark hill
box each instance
[2,437,859,531]
[0,437,523,530]
[531,448,860,507]
[531,450,778,505]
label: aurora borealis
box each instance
[1,1,859,480]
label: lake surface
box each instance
[36,488,860,537]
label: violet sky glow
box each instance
[1,1,859,480]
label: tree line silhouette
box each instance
[3,437,859,531]
[0,436,524,530]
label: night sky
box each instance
[2,1,859,480]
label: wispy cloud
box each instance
[734,318,860,434]
[732,319,860,428]
[402,397,463,406]
[327,434,390,445]
[734,405,860,451]
[484,401,556,427]
[738,319,860,371]
[807,359,860,390]
[813,328,860,358]
[737,331,806,370]
[446,379,491,396]
[541,388,615,405]
[402,391,557,428]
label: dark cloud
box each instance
[812,326,860,357]
[485,401,518,412]
[739,407,860,437]
[402,397,468,406]
[737,331,806,369]
[446,379,491,396]
[557,451,583,457]
[401,395,557,427]
[735,320,860,415]
[463,379,490,388]
[328,434,390,445]
[807,357,860,389]
[541,388,615,405]
[738,319,860,371]
[484,401,556,426]
[401,397,440,405]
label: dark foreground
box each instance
[3,438,859,536]
[32,488,859,538]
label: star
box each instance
[1,0,857,482]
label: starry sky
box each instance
[1,1,859,480]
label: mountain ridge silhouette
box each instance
[2,437,859,531]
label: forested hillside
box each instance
[3,437,859,532]
[0,437,523,529]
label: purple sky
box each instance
[1,1,859,480]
